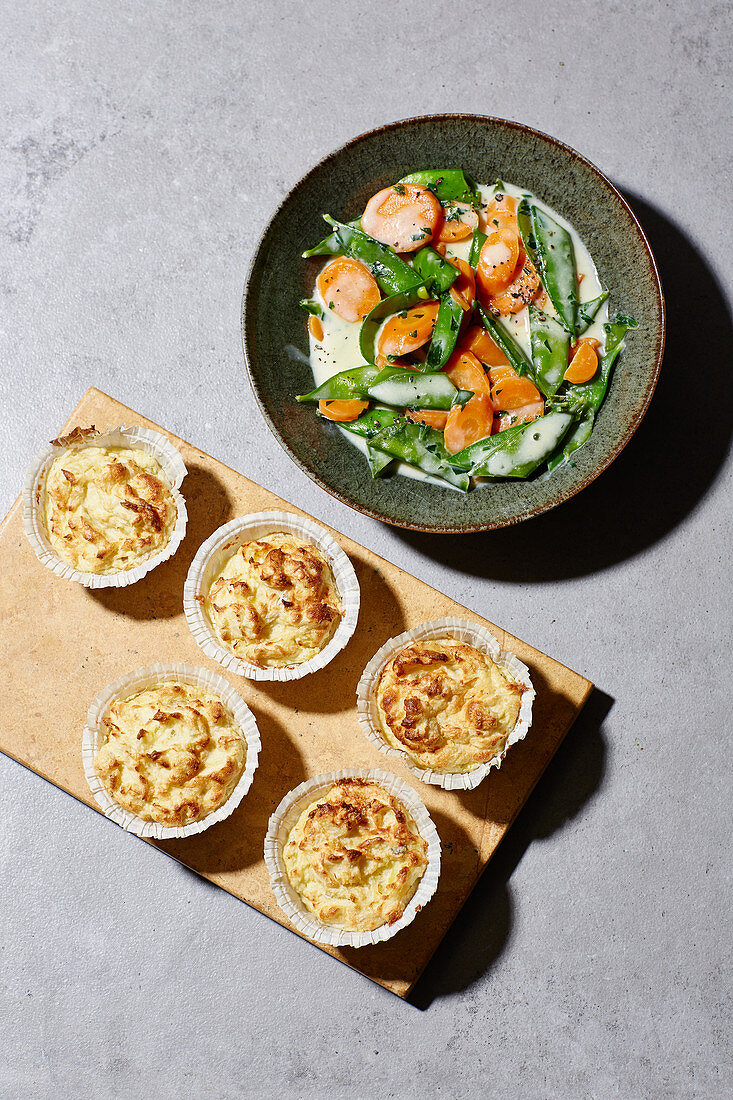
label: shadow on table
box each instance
[408,687,611,1009]
[393,195,733,583]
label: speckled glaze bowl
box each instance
[242,115,664,533]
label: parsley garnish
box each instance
[392,183,405,195]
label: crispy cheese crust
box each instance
[203,532,343,668]
[43,444,176,574]
[283,778,428,932]
[375,637,525,773]
[94,681,246,827]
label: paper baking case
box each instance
[183,510,360,681]
[264,768,441,948]
[23,424,188,588]
[356,616,535,791]
[82,661,261,839]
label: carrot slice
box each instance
[447,256,476,311]
[361,184,442,252]
[308,315,324,342]
[318,399,369,422]
[405,408,449,430]
[444,394,494,454]
[477,229,521,297]
[316,257,381,323]
[377,301,440,357]
[481,193,518,233]
[444,349,491,397]
[564,339,599,383]
[489,365,542,410]
[463,325,509,367]
[495,399,545,433]
[436,201,479,243]
[486,252,542,315]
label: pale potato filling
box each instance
[376,637,525,773]
[44,444,176,574]
[283,779,428,932]
[203,532,342,668]
[94,681,245,827]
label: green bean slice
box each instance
[298,365,471,410]
[412,247,460,295]
[425,293,465,371]
[528,304,571,398]
[397,169,480,206]
[578,291,609,334]
[518,200,578,336]
[451,411,574,477]
[321,216,424,294]
[369,418,470,490]
[468,227,487,269]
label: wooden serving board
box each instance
[0,388,593,998]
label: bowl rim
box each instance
[241,113,666,534]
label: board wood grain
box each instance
[0,388,593,997]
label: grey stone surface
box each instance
[1,1,731,1097]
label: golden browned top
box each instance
[203,532,342,668]
[375,637,525,773]
[43,445,177,574]
[282,778,428,932]
[94,680,246,827]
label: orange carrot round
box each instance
[486,253,542,315]
[436,201,479,243]
[377,301,440,357]
[447,256,476,311]
[318,399,369,422]
[477,229,521,297]
[444,394,494,454]
[564,339,599,384]
[444,349,492,397]
[316,257,381,323]
[463,325,509,367]
[361,184,442,252]
[308,314,324,342]
[489,365,542,410]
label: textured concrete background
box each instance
[1,1,731,1097]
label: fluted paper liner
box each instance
[183,510,360,682]
[82,662,261,839]
[264,768,441,948]
[23,424,188,589]
[356,617,535,791]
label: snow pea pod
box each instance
[412,247,460,295]
[518,200,578,336]
[358,282,431,363]
[528,304,570,398]
[298,365,471,410]
[545,314,637,473]
[366,444,395,478]
[468,227,487,269]
[398,169,480,206]
[424,292,465,371]
[368,418,471,491]
[369,366,472,410]
[478,305,535,379]
[320,216,424,295]
[337,407,401,438]
[451,411,574,478]
[297,365,381,402]
[577,291,609,334]
[303,219,362,258]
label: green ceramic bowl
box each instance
[242,115,664,533]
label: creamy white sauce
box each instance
[306,180,607,486]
